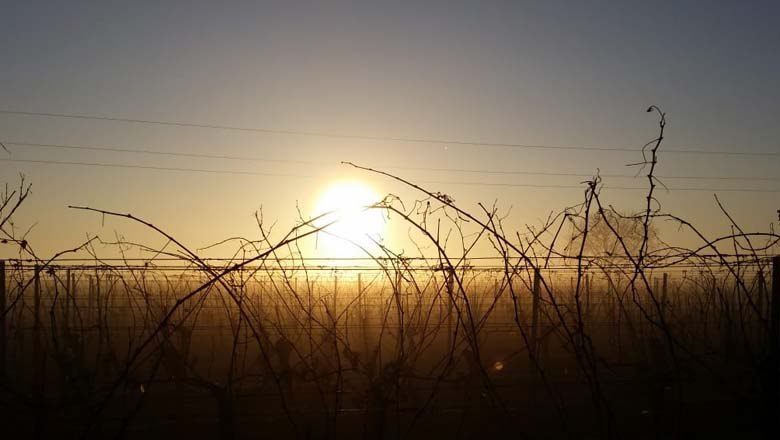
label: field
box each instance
[0,256,776,439]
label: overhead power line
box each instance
[1,109,778,157]
[4,141,318,165]
[4,140,779,182]
[0,157,300,178]
[2,157,779,193]
[421,179,780,193]
[398,164,780,182]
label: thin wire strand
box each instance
[2,109,778,157]
[4,140,780,183]
[2,157,779,193]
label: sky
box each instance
[1,0,778,261]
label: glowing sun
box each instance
[314,181,385,259]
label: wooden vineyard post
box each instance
[108,274,117,325]
[510,276,518,317]
[610,272,617,327]
[272,277,282,325]
[529,267,542,403]
[0,260,5,378]
[397,270,405,320]
[395,269,405,342]
[33,265,42,389]
[584,273,591,321]
[357,273,363,321]
[258,276,265,311]
[446,268,454,350]
[605,273,612,325]
[766,256,780,436]
[682,270,689,315]
[87,275,95,327]
[32,265,45,440]
[771,256,780,360]
[531,268,541,359]
[662,272,669,315]
[333,274,338,323]
[96,270,103,344]
[48,268,59,339]
[605,272,616,352]
[759,269,767,320]
[308,280,314,342]
[64,268,71,331]
[493,278,500,315]
[653,276,659,318]
[69,269,76,330]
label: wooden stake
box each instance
[662,272,669,313]
[766,256,780,435]
[759,269,767,319]
[584,273,591,320]
[63,268,71,331]
[333,274,338,320]
[88,275,95,326]
[771,256,780,357]
[357,273,363,318]
[0,260,6,378]
[33,265,42,388]
[531,268,541,358]
[446,268,454,349]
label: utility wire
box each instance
[0,157,300,178]
[2,157,779,193]
[2,141,318,165]
[398,164,780,182]
[1,109,778,157]
[8,254,764,261]
[4,140,779,182]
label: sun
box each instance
[313,181,385,260]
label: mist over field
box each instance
[1,1,779,438]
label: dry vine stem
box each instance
[0,107,778,439]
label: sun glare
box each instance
[314,181,385,260]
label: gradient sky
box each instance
[1,0,778,259]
